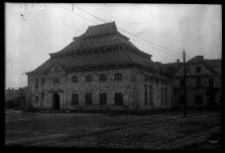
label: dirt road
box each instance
[5,110,221,150]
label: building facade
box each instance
[25,22,173,111]
[160,56,221,109]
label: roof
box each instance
[160,56,221,78]
[29,47,156,74]
[79,22,118,38]
[51,32,137,57]
[158,62,183,77]
[27,22,156,75]
[187,56,204,64]
[203,59,221,76]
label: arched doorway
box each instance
[52,93,60,110]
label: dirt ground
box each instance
[5,109,221,150]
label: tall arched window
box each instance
[71,76,78,83]
[53,77,60,84]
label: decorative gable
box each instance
[49,64,63,73]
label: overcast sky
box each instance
[5,3,222,89]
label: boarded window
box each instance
[99,74,107,81]
[71,93,79,105]
[144,85,148,105]
[115,73,122,81]
[99,93,107,105]
[71,76,78,83]
[85,75,92,82]
[115,93,123,105]
[196,78,201,88]
[53,77,60,84]
[85,93,92,105]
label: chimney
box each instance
[177,59,180,63]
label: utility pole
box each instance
[183,50,188,117]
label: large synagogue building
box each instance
[25,22,173,111]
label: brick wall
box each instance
[27,67,173,111]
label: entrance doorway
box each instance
[52,93,60,110]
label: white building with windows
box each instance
[25,22,173,111]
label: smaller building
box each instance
[159,56,221,109]
[5,87,27,110]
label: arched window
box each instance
[71,76,78,83]
[53,77,60,84]
[85,75,92,82]
[115,73,122,81]
[99,74,107,81]
[115,93,123,105]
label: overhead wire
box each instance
[73,5,184,56]
[56,4,189,58]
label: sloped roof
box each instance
[187,56,204,64]
[204,59,221,67]
[27,22,156,75]
[79,22,118,38]
[162,56,222,78]
[203,59,221,76]
[29,46,156,74]
[27,22,157,75]
[52,32,137,56]
[187,56,221,76]
[158,62,183,77]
